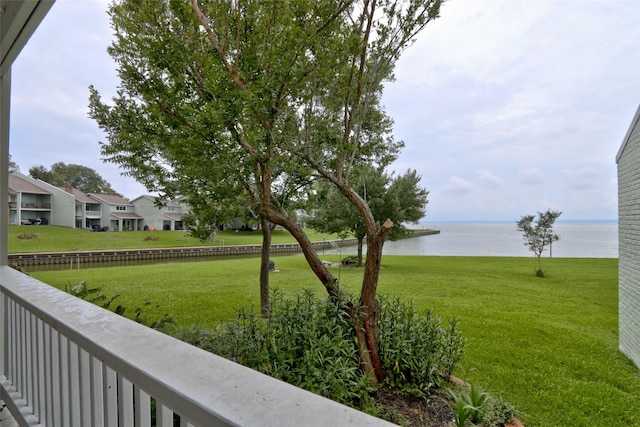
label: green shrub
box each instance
[185,290,466,411]
[482,395,516,427]
[204,289,373,406]
[378,296,466,394]
[447,383,516,427]
[341,255,359,266]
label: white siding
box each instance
[617,105,640,369]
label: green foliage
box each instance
[197,290,373,406]
[177,289,463,412]
[447,383,515,427]
[450,390,471,427]
[341,255,360,266]
[8,155,19,173]
[465,382,489,423]
[309,167,429,266]
[482,395,516,427]
[66,281,175,332]
[516,209,562,277]
[67,281,123,313]
[28,162,121,195]
[378,297,465,393]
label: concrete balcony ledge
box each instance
[0,266,394,426]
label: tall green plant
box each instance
[378,296,465,393]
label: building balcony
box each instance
[20,202,51,209]
[0,266,391,427]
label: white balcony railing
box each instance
[0,266,392,427]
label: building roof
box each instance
[88,193,133,206]
[616,104,640,163]
[131,195,182,207]
[59,187,95,203]
[109,212,143,219]
[163,213,183,220]
[8,173,50,195]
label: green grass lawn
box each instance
[8,225,335,253]
[30,254,639,427]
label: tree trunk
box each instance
[352,219,394,385]
[261,207,342,300]
[357,236,364,267]
[259,216,272,318]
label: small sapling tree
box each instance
[516,209,562,277]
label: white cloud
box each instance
[519,168,545,185]
[477,169,503,189]
[441,176,473,195]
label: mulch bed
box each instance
[374,387,454,426]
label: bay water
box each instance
[330,221,618,258]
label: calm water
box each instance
[330,221,618,258]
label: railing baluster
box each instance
[42,321,52,425]
[134,386,151,427]
[51,328,62,427]
[58,334,70,426]
[68,340,81,426]
[156,400,173,427]
[23,312,38,408]
[15,302,23,403]
[36,317,46,423]
[79,348,92,426]
[4,298,14,395]
[118,376,134,427]
[103,365,118,427]
[0,291,4,388]
[90,356,105,427]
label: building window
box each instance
[116,206,127,211]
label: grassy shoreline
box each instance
[30,255,638,427]
[8,225,337,253]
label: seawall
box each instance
[8,229,439,268]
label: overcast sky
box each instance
[8,0,640,222]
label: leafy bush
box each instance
[181,290,467,411]
[482,395,516,427]
[200,289,372,406]
[378,296,466,394]
[341,255,359,266]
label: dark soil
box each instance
[374,387,454,426]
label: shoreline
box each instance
[10,229,440,270]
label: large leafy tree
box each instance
[89,0,442,384]
[516,209,562,277]
[29,162,121,195]
[8,155,19,173]
[310,167,429,267]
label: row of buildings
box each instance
[8,171,186,231]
